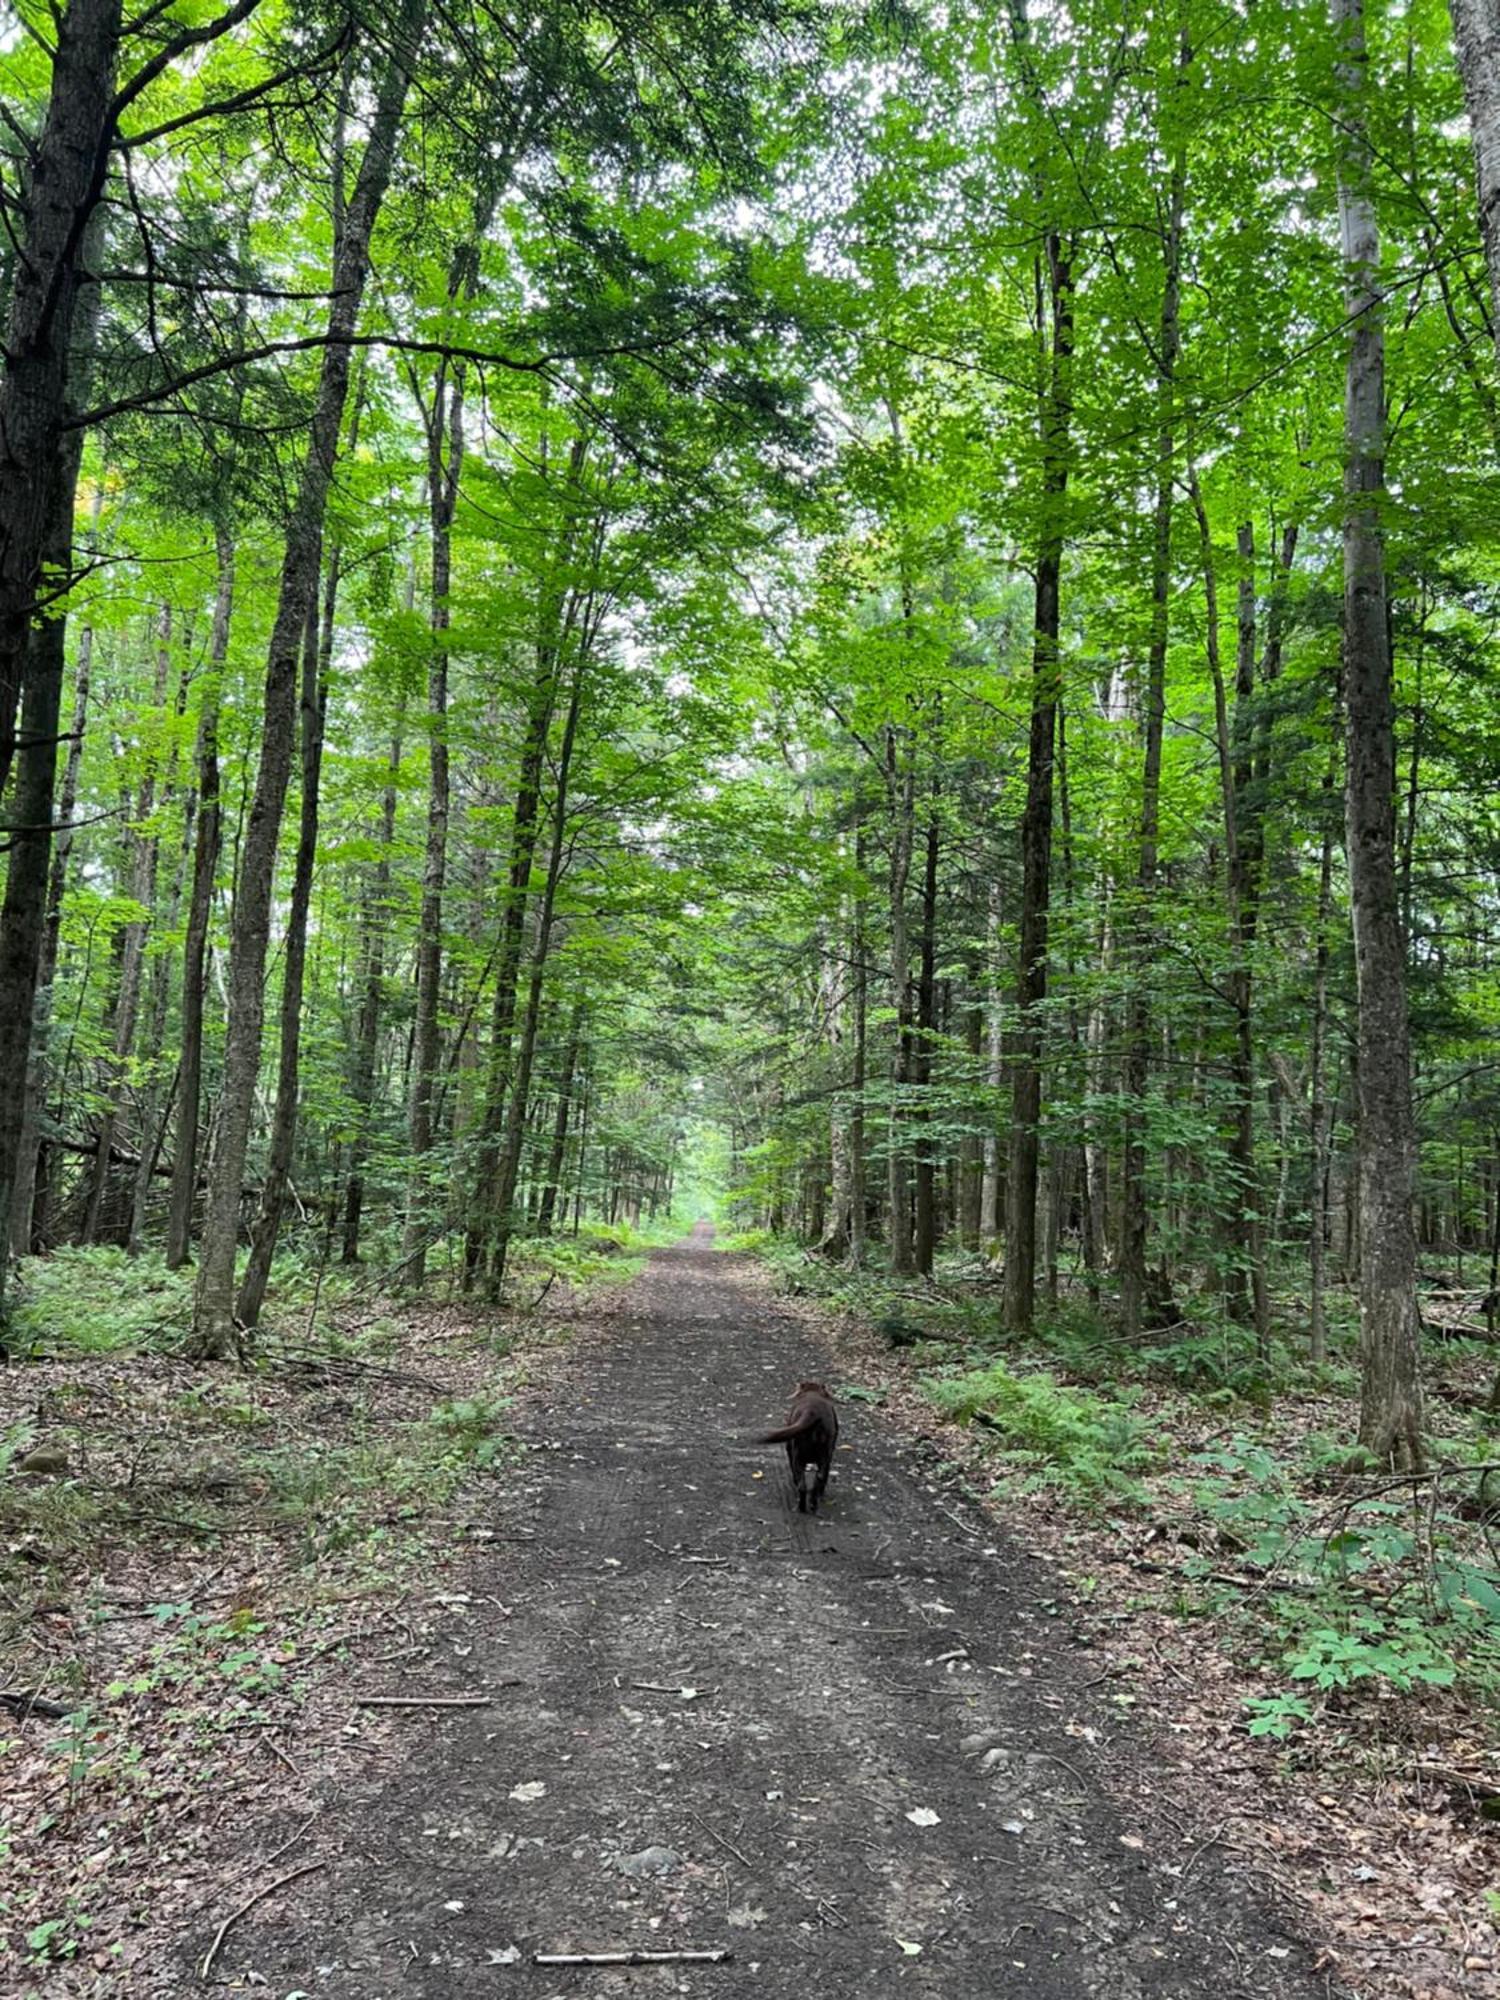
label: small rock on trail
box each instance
[195,1225,1332,1998]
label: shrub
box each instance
[925,1365,1156,1501]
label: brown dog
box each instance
[759,1381,839,1513]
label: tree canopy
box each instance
[4,0,1500,1472]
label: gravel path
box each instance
[220,1228,1332,1998]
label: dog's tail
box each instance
[758,1416,821,1445]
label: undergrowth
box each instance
[749,1232,1500,1745]
[925,1364,1156,1501]
[0,1246,546,1970]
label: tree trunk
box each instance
[980,879,1004,1242]
[958,959,984,1252]
[489,663,587,1287]
[913,795,940,1276]
[82,606,171,1243]
[850,818,869,1267]
[130,633,194,1252]
[465,440,588,1287]
[465,663,563,1285]
[10,487,101,1257]
[0,0,121,1319]
[1334,0,1425,1467]
[166,526,232,1267]
[342,711,403,1261]
[1004,235,1073,1333]
[0,0,121,799]
[1450,0,1500,346]
[236,577,330,1330]
[1120,106,1186,1339]
[1188,477,1269,1346]
[885,724,916,1276]
[536,1004,585,1235]
[191,5,423,1355]
[403,360,465,1284]
[1309,746,1339,1365]
[819,947,854,1258]
[817,830,853,1259]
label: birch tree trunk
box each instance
[1449,0,1500,342]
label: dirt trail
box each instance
[217,1229,1330,1998]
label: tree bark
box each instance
[1449,0,1500,346]
[884,722,917,1276]
[130,627,194,1252]
[1333,0,1425,1467]
[10,486,101,1257]
[342,711,403,1261]
[849,817,869,1267]
[536,1004,585,1235]
[958,958,984,1252]
[165,526,232,1267]
[404,355,465,1282]
[465,659,563,1285]
[0,0,121,1321]
[191,3,423,1354]
[913,792,941,1276]
[0,0,121,797]
[818,912,853,1257]
[1120,102,1186,1340]
[489,661,587,1286]
[1188,478,1269,1346]
[1004,235,1073,1333]
[1309,741,1339,1364]
[235,578,329,1330]
[979,879,1004,1243]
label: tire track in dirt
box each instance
[208,1228,1334,1998]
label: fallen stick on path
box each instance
[200,1861,324,1981]
[533,1949,732,1967]
[690,1809,753,1869]
[353,1693,494,1708]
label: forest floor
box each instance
[2,1228,1493,1997]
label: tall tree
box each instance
[1331,0,1425,1467]
[191,0,425,1353]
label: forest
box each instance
[5,0,1500,1987]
